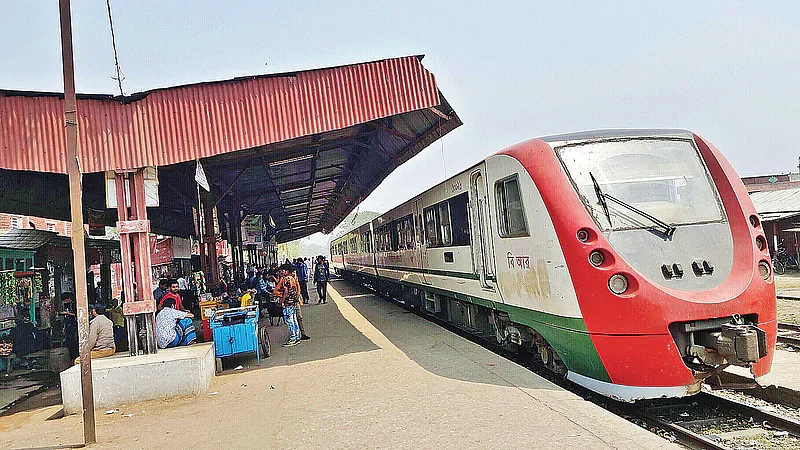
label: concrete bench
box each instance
[60,343,214,415]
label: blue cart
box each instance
[210,305,270,373]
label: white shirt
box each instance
[155,307,188,348]
[177,277,189,290]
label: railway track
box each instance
[615,391,800,449]
[777,322,800,346]
[338,278,800,449]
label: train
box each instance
[330,129,777,402]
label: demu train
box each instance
[330,129,776,401]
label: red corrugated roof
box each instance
[0,56,441,174]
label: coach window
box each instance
[449,192,471,246]
[496,176,529,237]
[438,202,453,246]
[417,214,424,245]
[424,207,439,247]
[406,216,414,248]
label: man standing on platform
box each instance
[159,281,185,311]
[296,257,310,305]
[274,265,302,346]
[314,255,331,304]
[153,279,169,304]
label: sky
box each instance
[1,1,798,244]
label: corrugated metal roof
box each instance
[0,229,59,250]
[749,187,800,215]
[0,56,441,174]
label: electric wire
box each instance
[105,0,125,96]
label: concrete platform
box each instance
[2,280,675,449]
[60,343,215,414]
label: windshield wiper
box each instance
[590,173,612,227]
[589,172,676,237]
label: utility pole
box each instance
[58,0,96,443]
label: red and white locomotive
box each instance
[331,129,776,401]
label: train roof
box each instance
[539,128,693,146]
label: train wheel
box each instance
[540,346,553,367]
[538,344,567,375]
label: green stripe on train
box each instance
[354,271,611,383]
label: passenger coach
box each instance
[331,129,776,401]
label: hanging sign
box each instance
[241,215,263,245]
[88,208,106,236]
[195,160,210,192]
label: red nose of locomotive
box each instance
[578,135,776,389]
[519,131,777,392]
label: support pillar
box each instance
[199,190,220,291]
[115,170,157,355]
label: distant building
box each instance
[0,213,72,236]
[742,173,800,193]
[745,172,800,256]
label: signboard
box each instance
[149,236,174,266]
[105,167,160,208]
[241,215,262,245]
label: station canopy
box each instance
[0,56,461,242]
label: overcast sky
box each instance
[2,1,798,242]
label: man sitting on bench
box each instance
[74,304,116,364]
[156,297,196,349]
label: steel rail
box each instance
[778,322,800,333]
[777,322,800,345]
[614,403,728,450]
[698,391,800,436]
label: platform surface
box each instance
[2,280,675,449]
[59,343,215,414]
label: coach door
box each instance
[412,198,430,284]
[470,170,496,289]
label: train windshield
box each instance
[558,138,724,231]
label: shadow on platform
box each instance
[329,280,559,391]
[215,297,380,375]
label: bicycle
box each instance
[772,248,799,275]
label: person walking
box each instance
[296,256,310,304]
[313,255,331,304]
[274,265,302,346]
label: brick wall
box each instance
[0,213,72,235]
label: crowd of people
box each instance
[56,255,332,365]
[231,255,331,347]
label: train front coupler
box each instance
[671,314,769,374]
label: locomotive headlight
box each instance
[608,274,629,295]
[589,250,604,267]
[759,261,771,280]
